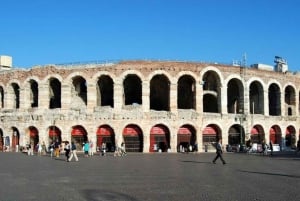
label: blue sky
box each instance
[0,0,299,71]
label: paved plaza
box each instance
[0,152,299,201]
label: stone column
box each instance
[87,83,97,113]
[142,81,150,112]
[143,131,150,153]
[197,125,203,153]
[61,84,71,111]
[169,82,177,113]
[19,87,27,109]
[281,91,285,116]
[113,79,123,111]
[169,126,177,153]
[38,84,49,109]
[220,85,227,114]
[295,92,299,116]
[196,81,203,113]
[264,89,269,116]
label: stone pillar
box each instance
[113,80,123,111]
[61,84,71,111]
[295,92,299,116]
[169,82,177,113]
[39,84,49,109]
[19,87,27,109]
[169,126,177,153]
[4,87,13,109]
[87,83,97,113]
[197,125,203,153]
[143,131,150,153]
[196,81,203,113]
[220,85,227,114]
[264,89,269,116]
[281,91,285,116]
[142,81,150,112]
[243,83,250,115]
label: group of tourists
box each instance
[31,139,127,162]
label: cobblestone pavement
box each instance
[0,152,299,201]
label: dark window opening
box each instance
[150,75,170,111]
[49,78,61,109]
[177,75,196,109]
[97,75,114,107]
[123,75,142,105]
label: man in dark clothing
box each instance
[212,139,226,165]
[269,141,273,156]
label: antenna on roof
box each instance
[242,53,247,67]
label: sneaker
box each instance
[212,161,216,164]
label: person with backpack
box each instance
[68,141,78,162]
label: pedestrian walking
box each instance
[120,142,126,156]
[27,143,34,156]
[212,139,226,165]
[89,140,94,156]
[64,141,70,161]
[49,142,54,158]
[84,141,89,157]
[68,142,78,162]
[269,141,273,156]
[101,142,106,156]
[37,142,42,156]
[42,141,46,155]
[54,139,61,158]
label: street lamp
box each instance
[235,110,246,152]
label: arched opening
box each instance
[49,78,61,109]
[285,126,296,149]
[227,79,244,114]
[29,80,39,108]
[0,86,4,108]
[123,75,142,106]
[72,76,87,106]
[268,84,281,116]
[123,125,143,152]
[11,83,20,109]
[97,75,114,107]
[250,81,264,114]
[96,125,115,152]
[202,125,221,152]
[48,126,62,145]
[29,126,39,151]
[11,127,20,151]
[251,125,265,144]
[177,125,196,152]
[285,86,296,116]
[150,75,170,111]
[149,125,170,152]
[202,71,221,113]
[177,75,196,109]
[71,125,88,150]
[228,125,244,152]
[0,129,3,151]
[269,126,281,145]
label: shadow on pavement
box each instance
[238,170,300,179]
[81,189,139,201]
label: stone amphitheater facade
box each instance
[0,60,299,153]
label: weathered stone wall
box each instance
[0,61,299,153]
